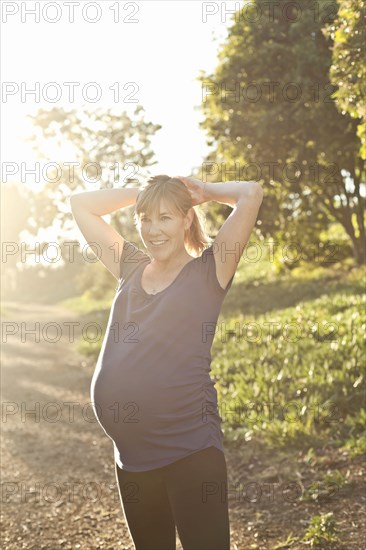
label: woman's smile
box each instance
[150,239,168,247]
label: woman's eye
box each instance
[141,216,170,222]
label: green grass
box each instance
[0,305,8,317]
[341,408,366,457]
[212,259,365,450]
[301,469,348,502]
[62,291,115,316]
[302,512,340,547]
[274,511,342,548]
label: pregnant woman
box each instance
[70,175,263,550]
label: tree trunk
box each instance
[351,236,366,265]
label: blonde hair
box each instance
[133,175,211,257]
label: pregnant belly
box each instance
[90,365,144,436]
[90,363,211,444]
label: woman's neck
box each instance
[150,251,193,273]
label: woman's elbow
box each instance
[244,181,264,202]
[70,193,84,211]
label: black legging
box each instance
[115,445,231,550]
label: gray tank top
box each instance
[91,240,234,471]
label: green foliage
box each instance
[302,512,340,546]
[63,293,113,316]
[1,183,32,298]
[0,305,9,317]
[301,469,348,502]
[343,432,366,458]
[77,338,102,358]
[212,281,365,449]
[198,0,364,264]
[273,533,300,549]
[74,255,119,302]
[342,408,366,457]
[209,221,365,448]
[27,105,161,235]
[20,106,162,299]
[322,0,366,160]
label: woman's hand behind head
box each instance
[174,176,207,207]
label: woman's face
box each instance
[138,199,192,259]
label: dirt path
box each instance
[1,302,365,549]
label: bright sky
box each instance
[1,0,234,191]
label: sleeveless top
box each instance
[90,240,234,471]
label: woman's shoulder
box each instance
[195,243,234,294]
[119,240,150,282]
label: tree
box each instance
[12,106,162,297]
[25,105,161,240]
[1,183,31,296]
[198,0,365,265]
[322,0,366,159]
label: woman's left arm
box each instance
[205,180,264,290]
[204,179,262,208]
[176,177,264,290]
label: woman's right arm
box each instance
[70,187,140,280]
